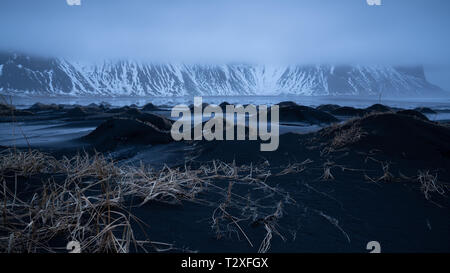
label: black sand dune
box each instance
[189,102,210,111]
[142,102,159,111]
[185,111,450,253]
[1,102,450,253]
[316,104,341,112]
[119,111,173,131]
[365,103,392,113]
[123,107,143,116]
[82,118,173,150]
[28,102,62,112]
[64,106,92,117]
[331,106,368,117]
[87,103,100,108]
[396,109,429,121]
[323,113,449,156]
[0,103,34,116]
[319,113,450,170]
[277,101,299,108]
[79,110,174,150]
[97,101,112,110]
[105,105,135,114]
[219,101,231,109]
[195,111,450,177]
[415,107,437,114]
[276,102,339,124]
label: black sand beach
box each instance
[0,101,449,253]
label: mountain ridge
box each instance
[0,52,444,97]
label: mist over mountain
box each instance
[0,53,443,97]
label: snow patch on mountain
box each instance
[0,53,443,97]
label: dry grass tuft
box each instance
[0,149,294,253]
[320,161,335,181]
[0,149,59,176]
[0,175,140,253]
[319,118,366,155]
[206,161,293,252]
[417,170,445,200]
[212,181,254,248]
[276,159,313,176]
[330,124,365,150]
[363,158,395,183]
[257,201,285,253]
[377,161,394,182]
[0,149,212,252]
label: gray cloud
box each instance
[0,0,449,88]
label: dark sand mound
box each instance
[142,102,159,111]
[105,106,133,114]
[331,106,368,117]
[277,101,299,108]
[189,102,210,110]
[2,110,34,116]
[320,113,450,162]
[0,103,34,116]
[219,101,231,110]
[28,103,61,112]
[87,103,99,108]
[118,111,173,131]
[397,110,429,121]
[80,108,175,149]
[316,104,341,112]
[124,107,142,116]
[98,101,112,109]
[196,112,450,183]
[83,118,173,149]
[64,105,105,118]
[4,105,450,253]
[0,103,14,112]
[365,104,392,113]
[414,107,437,114]
[65,106,89,117]
[85,105,104,112]
[189,116,251,141]
[276,103,339,124]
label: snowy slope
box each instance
[0,52,443,97]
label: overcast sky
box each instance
[1,0,449,89]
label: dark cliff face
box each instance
[0,52,443,97]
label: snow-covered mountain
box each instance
[0,52,443,97]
